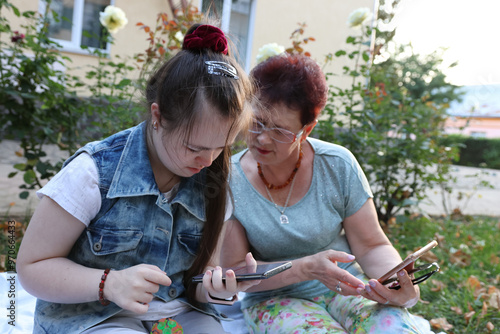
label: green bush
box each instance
[313,21,462,224]
[440,135,500,170]
[0,0,204,198]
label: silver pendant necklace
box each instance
[264,172,298,224]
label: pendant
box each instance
[280,214,289,224]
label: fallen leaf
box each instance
[430,318,454,331]
[489,291,500,309]
[464,311,475,324]
[450,306,463,315]
[482,301,488,316]
[434,232,445,244]
[466,275,481,291]
[486,322,495,332]
[450,249,471,266]
[421,250,439,262]
[431,279,446,292]
[490,254,499,265]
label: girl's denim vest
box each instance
[33,122,219,333]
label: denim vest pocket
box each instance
[87,227,144,256]
[177,233,202,256]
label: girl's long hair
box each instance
[145,23,254,306]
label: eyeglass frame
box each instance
[381,262,440,290]
[248,119,306,144]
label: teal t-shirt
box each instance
[229,137,373,309]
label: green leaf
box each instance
[19,191,29,199]
[13,163,26,171]
[8,172,18,178]
[335,50,347,57]
[23,170,37,185]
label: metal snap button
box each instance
[93,242,102,252]
[168,287,176,298]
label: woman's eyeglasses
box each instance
[382,262,440,290]
[248,120,304,144]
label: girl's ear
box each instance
[300,119,318,142]
[151,103,160,122]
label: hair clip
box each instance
[205,61,239,80]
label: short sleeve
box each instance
[37,153,101,226]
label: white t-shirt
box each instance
[37,153,233,225]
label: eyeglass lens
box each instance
[383,262,440,290]
[249,120,296,143]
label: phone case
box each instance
[377,240,438,283]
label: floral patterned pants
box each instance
[242,290,427,334]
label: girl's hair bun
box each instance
[182,25,228,55]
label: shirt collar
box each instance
[107,122,206,220]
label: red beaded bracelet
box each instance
[98,268,111,306]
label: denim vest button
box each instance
[161,197,168,204]
[168,287,177,298]
[93,242,102,252]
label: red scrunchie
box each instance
[183,25,228,55]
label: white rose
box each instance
[99,6,128,34]
[174,31,184,43]
[347,7,371,28]
[256,43,285,64]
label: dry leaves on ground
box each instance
[430,317,454,331]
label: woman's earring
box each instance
[152,121,158,130]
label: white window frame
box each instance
[38,0,114,55]
[198,0,256,71]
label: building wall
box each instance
[7,0,373,90]
[251,0,374,89]
[445,117,500,138]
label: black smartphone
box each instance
[192,261,292,283]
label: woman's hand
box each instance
[300,249,365,296]
[105,264,172,314]
[357,269,420,308]
[202,252,261,300]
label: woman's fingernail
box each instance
[365,285,371,292]
[356,288,364,294]
[358,284,365,289]
[369,280,376,288]
[347,254,355,260]
[399,271,405,277]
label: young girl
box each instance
[17,24,258,333]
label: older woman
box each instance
[221,53,431,333]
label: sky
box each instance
[391,0,500,87]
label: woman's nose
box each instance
[256,131,273,144]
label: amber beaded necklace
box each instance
[257,144,303,190]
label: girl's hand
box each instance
[105,264,172,314]
[301,250,365,296]
[202,252,261,300]
[357,269,420,308]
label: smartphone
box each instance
[377,240,438,284]
[192,261,292,283]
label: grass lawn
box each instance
[386,215,499,333]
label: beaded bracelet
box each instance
[98,268,111,306]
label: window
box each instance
[200,0,255,71]
[39,0,112,54]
